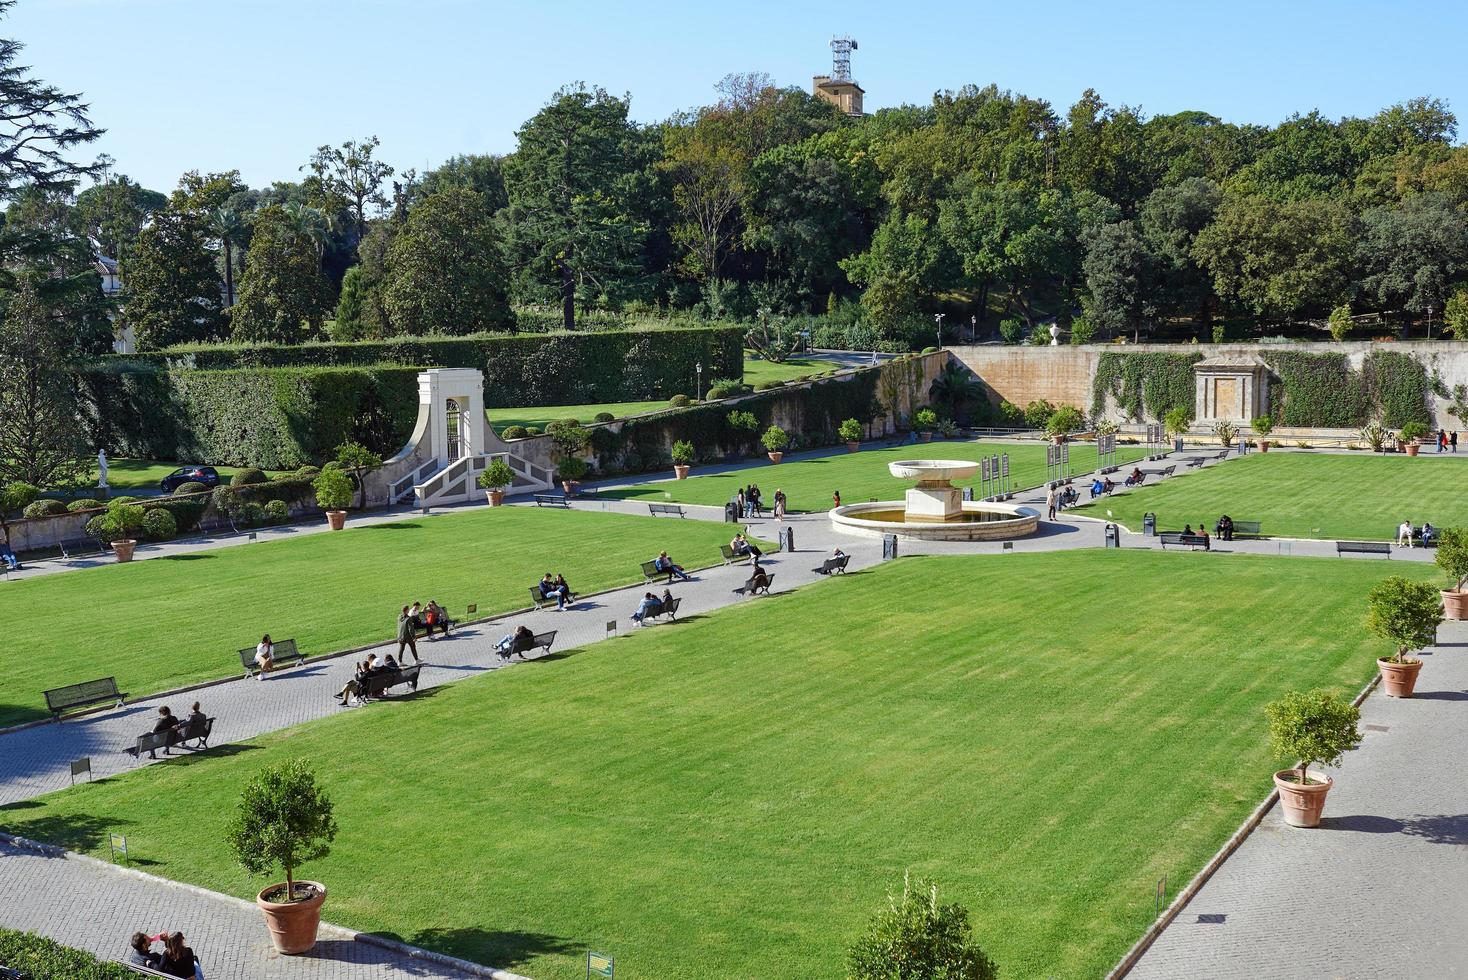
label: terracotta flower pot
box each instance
[325,510,347,531]
[1442,589,1468,621]
[111,539,136,562]
[485,489,505,507]
[766,452,784,464]
[256,880,327,954]
[1259,440,1270,452]
[1378,657,1422,697]
[846,441,860,453]
[673,465,690,480]
[1406,442,1420,456]
[1273,770,1333,828]
[920,432,933,443]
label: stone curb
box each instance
[0,829,529,979]
[1106,670,1383,979]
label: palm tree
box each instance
[281,201,330,259]
[208,207,245,307]
[929,361,985,421]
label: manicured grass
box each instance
[0,507,755,727]
[64,459,289,494]
[485,399,667,434]
[1072,451,1468,540]
[741,354,845,386]
[0,552,1426,978]
[606,439,1149,512]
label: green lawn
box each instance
[1072,451,1468,540]
[485,399,668,434]
[61,459,289,494]
[0,551,1426,978]
[606,439,1149,512]
[742,354,846,386]
[0,507,753,727]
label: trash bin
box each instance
[882,533,899,561]
[1142,512,1157,537]
[1104,523,1120,548]
[781,526,795,553]
[725,501,740,523]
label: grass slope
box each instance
[0,508,749,727]
[607,439,1149,512]
[1073,451,1468,540]
[485,399,666,434]
[0,552,1426,979]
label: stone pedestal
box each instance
[905,484,963,521]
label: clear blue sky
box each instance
[10,0,1466,193]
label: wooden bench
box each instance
[1337,541,1391,558]
[533,494,570,508]
[734,572,775,596]
[120,961,175,978]
[648,502,686,518]
[504,629,557,660]
[238,638,305,678]
[357,663,423,702]
[720,544,755,565]
[1142,465,1176,478]
[1158,532,1209,550]
[813,554,851,575]
[129,716,215,761]
[636,595,682,625]
[44,677,126,721]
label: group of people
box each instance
[333,652,406,705]
[535,572,576,610]
[1434,430,1460,453]
[1214,515,1235,540]
[1180,523,1213,550]
[1043,484,1081,520]
[653,550,692,581]
[736,484,769,518]
[131,702,207,759]
[127,930,202,978]
[1397,520,1437,547]
[632,588,675,624]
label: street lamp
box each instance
[934,312,946,350]
[696,361,703,401]
[1427,307,1434,340]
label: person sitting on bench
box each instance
[423,600,450,638]
[1182,524,1194,536]
[631,591,661,624]
[749,558,771,593]
[1215,515,1234,541]
[0,537,18,571]
[185,701,207,728]
[730,533,762,559]
[1422,522,1437,546]
[254,634,275,679]
[1102,477,1115,494]
[496,625,535,660]
[1125,467,1144,487]
[136,705,179,759]
[816,547,848,575]
[334,661,370,704]
[156,930,202,980]
[655,551,692,582]
[1089,478,1104,499]
[1198,523,1211,551]
[126,931,164,970]
[538,573,569,610]
[555,574,575,606]
[1398,519,1415,548]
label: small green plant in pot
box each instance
[1398,421,1429,455]
[913,408,939,442]
[1366,575,1444,697]
[1165,407,1194,443]
[1435,527,1468,619]
[226,758,338,954]
[311,466,354,530]
[556,455,588,490]
[839,418,863,452]
[761,425,789,463]
[1250,414,1274,452]
[1264,689,1362,828]
[477,458,516,506]
[1212,419,1237,448]
[1045,405,1085,443]
[100,500,146,561]
[671,440,695,478]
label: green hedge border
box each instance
[0,928,131,979]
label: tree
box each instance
[332,265,370,340]
[304,136,394,244]
[230,205,329,344]
[333,441,382,510]
[846,875,997,980]
[663,128,743,287]
[1357,193,1468,320]
[0,480,38,540]
[503,85,646,329]
[1265,689,1362,788]
[1365,576,1444,663]
[382,187,512,335]
[208,206,246,307]
[0,279,89,490]
[1328,303,1353,341]
[1082,221,1159,338]
[842,213,942,327]
[121,207,225,349]
[928,361,984,420]
[74,174,166,264]
[225,758,338,902]
[416,153,508,212]
[1446,287,1468,339]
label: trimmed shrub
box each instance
[263,499,290,523]
[144,494,208,535]
[524,426,543,436]
[761,425,790,453]
[141,507,177,541]
[668,394,691,407]
[594,411,615,423]
[0,927,132,979]
[67,498,102,512]
[172,481,208,496]
[232,467,267,486]
[671,440,695,465]
[293,465,321,478]
[23,498,67,519]
[501,425,529,440]
[213,474,318,519]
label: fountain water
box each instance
[828,459,1039,542]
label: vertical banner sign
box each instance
[1001,453,1010,497]
[980,456,991,498]
[1060,441,1070,480]
[587,952,614,979]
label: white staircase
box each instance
[393,453,553,508]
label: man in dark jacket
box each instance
[396,606,419,664]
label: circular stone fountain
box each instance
[828,459,1038,542]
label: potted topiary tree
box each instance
[839,418,863,453]
[1045,406,1085,444]
[1399,421,1429,456]
[548,420,591,493]
[334,441,383,510]
[311,466,353,530]
[671,440,695,479]
[1436,527,1468,620]
[476,458,516,506]
[762,425,789,463]
[101,500,146,562]
[913,408,938,442]
[1164,407,1193,446]
[1265,689,1362,828]
[1366,575,1443,697]
[1250,415,1274,452]
[227,759,338,955]
[556,455,588,493]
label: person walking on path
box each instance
[1045,485,1058,521]
[396,605,420,663]
[1453,430,1459,453]
[1440,430,1448,453]
[773,488,786,521]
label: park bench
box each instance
[237,638,305,679]
[1412,527,1440,547]
[414,613,457,638]
[534,494,570,508]
[720,544,755,565]
[637,595,682,625]
[527,584,577,610]
[1185,457,1206,469]
[1337,541,1392,558]
[43,677,126,721]
[505,629,557,660]
[120,962,175,978]
[641,559,678,584]
[813,554,851,575]
[648,503,686,518]
[734,572,775,596]
[1142,465,1176,479]
[1158,531,1209,551]
[356,663,423,702]
[129,716,215,762]
[1230,520,1262,539]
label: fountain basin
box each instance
[829,499,1039,541]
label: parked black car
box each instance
[159,465,221,493]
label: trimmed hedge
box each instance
[105,326,744,408]
[80,365,419,469]
[212,474,319,517]
[0,928,131,979]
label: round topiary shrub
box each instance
[141,507,177,541]
[755,381,781,391]
[594,412,616,423]
[294,465,321,478]
[707,382,738,400]
[669,394,691,408]
[84,513,109,541]
[23,498,67,519]
[173,481,208,496]
[263,499,289,523]
[502,425,529,440]
[524,426,543,436]
[240,502,266,527]
[67,498,102,512]
[231,467,267,487]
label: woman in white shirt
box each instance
[255,634,275,679]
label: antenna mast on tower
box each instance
[830,35,858,82]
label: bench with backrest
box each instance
[527,583,576,610]
[813,554,851,575]
[414,611,457,637]
[648,502,686,518]
[642,559,674,584]
[507,629,557,660]
[237,638,304,678]
[534,494,571,508]
[129,716,214,761]
[357,663,423,702]
[637,595,682,624]
[1158,531,1209,550]
[1214,520,1262,540]
[1142,465,1176,478]
[120,961,175,978]
[1337,540,1392,558]
[44,677,126,721]
[734,572,775,596]
[720,543,755,565]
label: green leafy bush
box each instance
[173,481,208,496]
[312,467,354,511]
[231,467,267,486]
[1,482,40,521]
[594,411,616,423]
[1250,415,1274,437]
[1069,317,1096,345]
[226,758,338,902]
[501,425,529,440]
[23,499,68,519]
[556,456,589,481]
[669,394,691,407]
[1045,405,1085,438]
[1366,576,1444,662]
[1212,420,1237,447]
[847,875,997,980]
[141,507,177,541]
[0,927,132,979]
[1164,407,1193,436]
[1398,420,1429,442]
[100,500,145,541]
[1028,322,1052,346]
[477,458,516,491]
[1328,304,1352,342]
[1435,527,1468,591]
[1022,399,1056,429]
[761,425,789,453]
[524,426,543,436]
[294,465,321,478]
[838,418,863,442]
[67,498,102,512]
[999,318,1024,345]
[913,407,939,430]
[263,499,290,523]
[1265,689,1361,786]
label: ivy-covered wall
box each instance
[108,326,744,407]
[80,364,420,468]
[1263,351,1371,426]
[1091,352,1203,421]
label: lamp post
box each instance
[696,361,703,401]
[1427,306,1434,340]
[934,312,946,350]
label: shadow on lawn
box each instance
[0,809,122,855]
[358,522,424,532]
[155,553,214,562]
[376,927,581,971]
